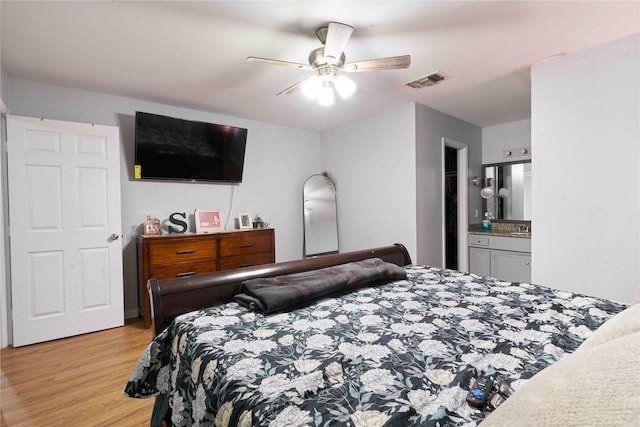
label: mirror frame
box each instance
[482,160,532,224]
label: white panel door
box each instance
[7,115,123,347]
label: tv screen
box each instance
[134,111,247,183]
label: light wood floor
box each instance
[1,318,155,426]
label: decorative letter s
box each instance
[169,212,187,233]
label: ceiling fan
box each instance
[246,22,411,105]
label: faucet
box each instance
[517,225,530,233]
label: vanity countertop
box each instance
[468,223,531,239]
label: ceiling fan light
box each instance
[302,76,322,100]
[318,82,334,106]
[334,75,356,99]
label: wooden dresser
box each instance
[137,228,275,328]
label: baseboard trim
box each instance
[124,309,139,319]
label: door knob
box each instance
[110,233,119,241]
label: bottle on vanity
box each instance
[482,212,492,232]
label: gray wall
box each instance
[323,103,418,261]
[416,104,483,266]
[323,102,483,267]
[531,34,639,303]
[4,77,324,318]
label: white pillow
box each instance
[481,332,640,427]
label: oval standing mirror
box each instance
[303,173,338,257]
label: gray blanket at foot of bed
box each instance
[234,257,407,313]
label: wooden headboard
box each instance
[148,243,412,335]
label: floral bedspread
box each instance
[125,266,626,426]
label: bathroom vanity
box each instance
[468,227,531,283]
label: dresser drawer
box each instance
[219,232,273,257]
[148,238,217,265]
[219,252,274,270]
[149,260,218,280]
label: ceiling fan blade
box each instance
[324,22,353,64]
[277,77,313,96]
[246,56,314,71]
[343,55,411,72]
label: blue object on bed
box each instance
[124,265,627,426]
[234,257,407,314]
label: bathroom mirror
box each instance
[482,161,532,221]
[303,173,339,257]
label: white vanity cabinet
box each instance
[468,234,531,282]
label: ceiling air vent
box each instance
[406,71,450,89]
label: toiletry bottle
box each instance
[482,212,492,232]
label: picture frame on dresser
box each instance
[239,213,252,229]
[195,209,223,233]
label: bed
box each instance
[125,244,638,426]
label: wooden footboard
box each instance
[148,243,412,335]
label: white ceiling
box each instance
[1,1,638,132]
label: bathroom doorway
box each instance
[442,138,469,272]
[445,146,458,269]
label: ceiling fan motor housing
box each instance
[309,47,346,68]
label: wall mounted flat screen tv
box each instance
[134,111,248,183]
